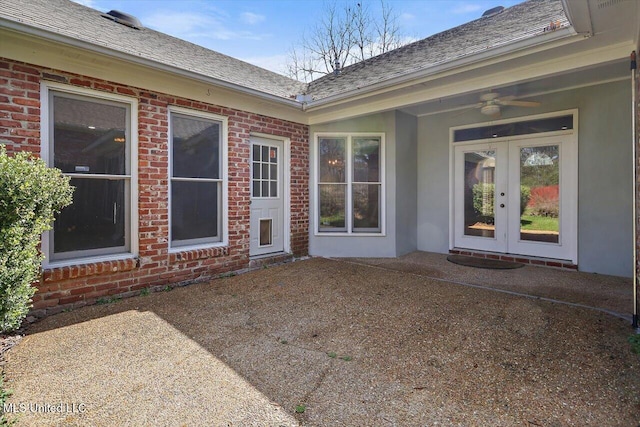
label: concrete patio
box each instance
[4,253,639,426]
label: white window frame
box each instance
[40,81,139,268]
[168,106,228,252]
[314,132,386,236]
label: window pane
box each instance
[54,178,126,254]
[261,146,269,163]
[253,144,260,162]
[353,138,380,182]
[269,147,278,163]
[270,181,277,198]
[319,138,346,183]
[353,183,380,232]
[53,94,126,175]
[269,164,277,180]
[171,181,220,243]
[172,114,220,179]
[454,115,573,142]
[261,180,269,197]
[252,162,260,180]
[319,184,346,231]
[252,180,260,198]
[261,163,269,179]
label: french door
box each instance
[453,135,577,262]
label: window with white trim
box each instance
[44,85,136,262]
[169,108,227,248]
[316,133,384,234]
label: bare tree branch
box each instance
[286,0,408,82]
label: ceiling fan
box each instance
[471,92,541,117]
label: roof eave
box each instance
[0,17,303,109]
[560,0,594,36]
[304,26,581,111]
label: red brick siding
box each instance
[0,58,309,317]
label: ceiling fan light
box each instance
[480,104,500,116]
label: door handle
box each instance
[500,203,505,208]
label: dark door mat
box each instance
[446,254,524,269]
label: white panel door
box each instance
[250,137,284,256]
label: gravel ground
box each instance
[3,256,640,426]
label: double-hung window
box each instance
[42,83,137,264]
[316,133,384,234]
[169,108,227,248]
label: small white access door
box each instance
[453,134,577,262]
[250,136,284,256]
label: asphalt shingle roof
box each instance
[0,0,568,103]
[305,0,569,100]
[0,0,306,100]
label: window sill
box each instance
[314,232,386,237]
[169,246,229,264]
[42,256,139,282]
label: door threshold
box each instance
[249,251,289,261]
[449,249,577,271]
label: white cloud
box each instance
[241,12,265,25]
[143,10,266,41]
[240,53,290,76]
[399,12,415,22]
[452,3,483,14]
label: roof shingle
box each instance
[305,0,568,100]
[0,0,306,100]
[0,0,568,103]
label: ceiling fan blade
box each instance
[499,100,541,107]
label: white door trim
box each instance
[449,110,578,263]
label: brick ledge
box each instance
[169,246,229,264]
[449,249,578,270]
[42,258,139,282]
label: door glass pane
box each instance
[54,178,126,253]
[353,183,380,232]
[464,151,496,238]
[319,184,346,231]
[318,138,346,183]
[53,95,127,175]
[519,146,559,243]
[252,144,278,198]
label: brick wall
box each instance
[0,58,309,317]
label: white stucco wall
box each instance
[309,111,418,258]
[417,80,633,277]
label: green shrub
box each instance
[0,146,73,332]
[520,185,531,215]
[472,183,531,219]
[472,183,495,218]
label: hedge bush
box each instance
[0,146,73,332]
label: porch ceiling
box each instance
[399,58,629,118]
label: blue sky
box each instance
[73,0,524,76]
